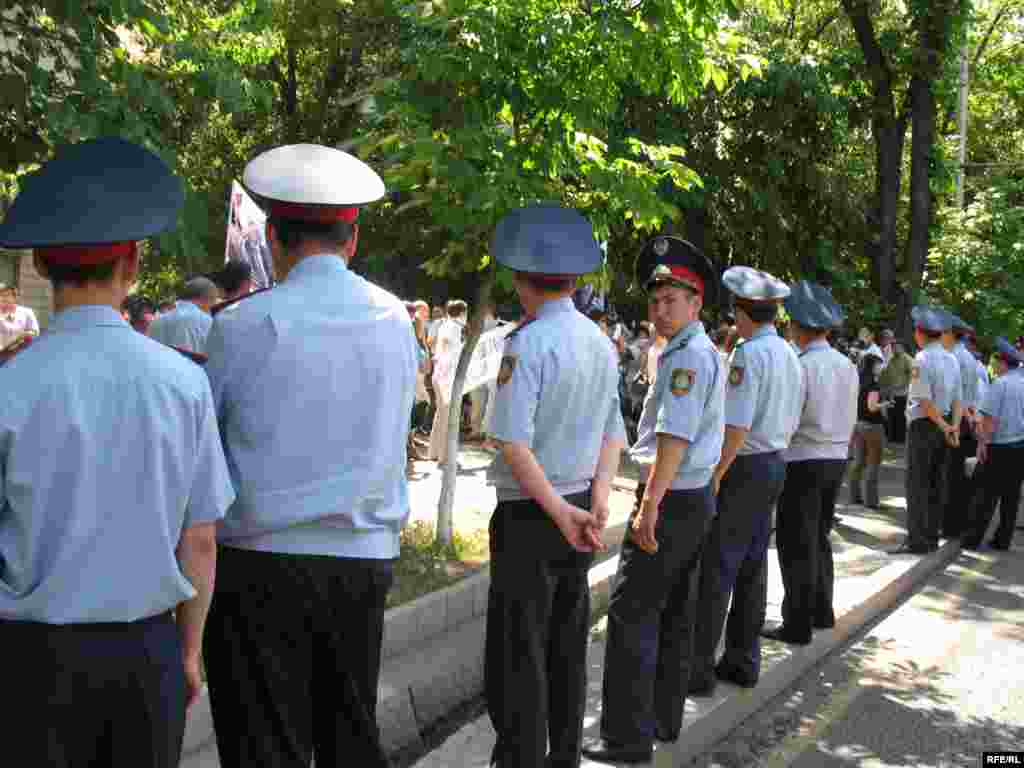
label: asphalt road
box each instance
[712,543,1024,768]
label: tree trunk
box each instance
[436,265,495,544]
[904,72,936,305]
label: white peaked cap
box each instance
[243,144,385,208]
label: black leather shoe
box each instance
[760,624,812,645]
[889,542,930,555]
[960,538,983,550]
[655,727,678,743]
[581,739,653,764]
[688,674,717,697]
[715,661,757,688]
[990,541,1011,551]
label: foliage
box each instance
[389,520,488,607]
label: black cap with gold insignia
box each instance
[635,236,719,305]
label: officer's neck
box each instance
[277,238,356,280]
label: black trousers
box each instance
[775,459,847,639]
[204,547,393,768]
[599,483,714,748]
[942,422,978,537]
[5,611,184,768]
[905,418,948,549]
[889,396,908,443]
[694,452,786,682]
[485,492,593,768]
[966,442,1024,547]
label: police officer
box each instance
[895,306,962,554]
[0,137,235,767]
[942,315,980,538]
[203,144,416,768]
[485,204,625,768]
[762,281,857,645]
[147,276,220,355]
[963,338,1024,550]
[583,237,723,764]
[691,267,804,692]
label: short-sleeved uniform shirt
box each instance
[148,300,214,355]
[0,306,234,623]
[980,367,1024,444]
[907,342,962,422]
[0,304,39,350]
[629,320,724,488]
[953,342,979,410]
[205,254,418,560]
[487,297,625,501]
[785,339,859,462]
[725,325,805,455]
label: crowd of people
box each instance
[2,134,1023,768]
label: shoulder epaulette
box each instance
[211,286,272,318]
[506,317,536,340]
[0,334,35,366]
[168,345,208,366]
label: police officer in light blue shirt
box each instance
[203,144,415,768]
[692,266,804,692]
[943,315,981,537]
[484,204,625,768]
[584,237,723,765]
[898,306,962,554]
[147,276,218,356]
[964,338,1024,550]
[764,281,857,646]
[0,138,235,768]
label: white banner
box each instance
[224,181,274,289]
[435,322,514,402]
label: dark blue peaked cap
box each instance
[491,204,602,275]
[0,137,183,248]
[911,306,952,333]
[784,280,845,330]
[636,235,719,305]
[995,337,1024,365]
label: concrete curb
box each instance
[655,539,962,767]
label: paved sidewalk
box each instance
[412,450,963,768]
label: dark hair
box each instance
[737,301,778,324]
[45,260,117,289]
[268,216,354,251]
[179,276,220,302]
[918,329,942,341]
[218,259,253,294]
[588,308,608,323]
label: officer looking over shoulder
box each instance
[763,281,857,646]
[583,237,724,765]
[485,204,625,768]
[691,267,804,693]
[895,306,962,554]
[0,137,235,768]
[203,144,416,768]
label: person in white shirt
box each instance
[429,299,468,462]
[0,283,39,351]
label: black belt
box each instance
[0,609,174,631]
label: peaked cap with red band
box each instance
[0,137,183,263]
[243,144,385,225]
[637,236,719,305]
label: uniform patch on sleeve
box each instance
[497,354,517,388]
[728,366,744,387]
[911,366,920,380]
[670,368,696,396]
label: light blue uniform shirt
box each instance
[629,320,724,489]
[786,340,859,462]
[206,254,418,559]
[907,342,962,422]
[953,341,979,409]
[487,297,625,501]
[0,306,234,623]
[980,367,1024,444]
[725,325,805,455]
[148,300,214,354]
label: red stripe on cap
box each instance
[666,265,704,295]
[37,242,137,266]
[269,202,359,223]
[530,272,576,284]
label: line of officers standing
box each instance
[2,136,1022,768]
